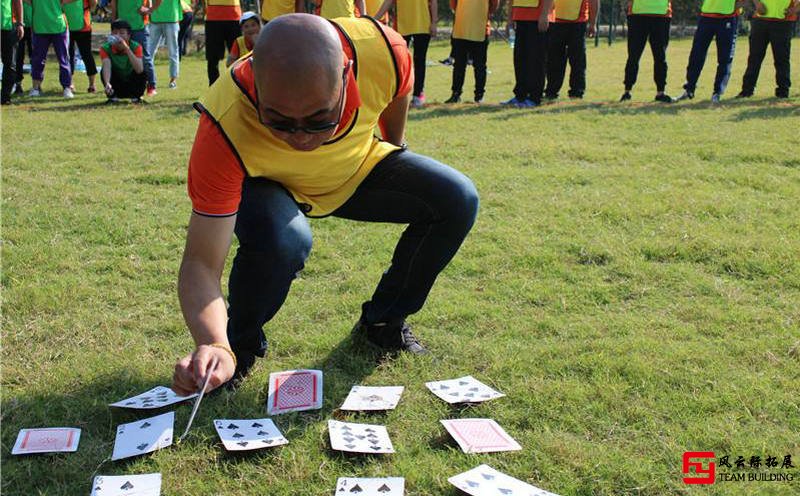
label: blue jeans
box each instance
[225,150,479,357]
[684,15,738,95]
[130,27,155,87]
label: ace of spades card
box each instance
[440,419,522,454]
[109,386,197,410]
[111,411,174,461]
[335,477,404,494]
[340,386,404,411]
[90,473,162,496]
[11,427,81,455]
[266,369,323,415]
[424,375,505,404]
[213,418,289,451]
[328,420,395,454]
[448,464,562,496]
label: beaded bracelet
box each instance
[209,343,237,367]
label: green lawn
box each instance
[2,37,799,495]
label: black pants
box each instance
[103,70,147,98]
[624,15,670,92]
[178,11,194,58]
[545,21,587,98]
[1,29,18,103]
[451,38,488,98]
[205,20,240,85]
[741,18,793,97]
[15,28,31,85]
[513,20,548,103]
[69,30,98,77]
[403,33,430,97]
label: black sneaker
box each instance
[444,93,461,104]
[354,319,429,355]
[736,91,752,99]
[223,350,257,391]
[619,91,631,102]
[439,57,454,66]
[775,89,789,99]
[654,93,674,103]
[474,92,484,104]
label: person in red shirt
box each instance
[544,0,598,100]
[171,14,478,395]
[501,0,554,107]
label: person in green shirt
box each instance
[100,18,146,102]
[149,0,181,88]
[1,0,24,103]
[27,0,75,98]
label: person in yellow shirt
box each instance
[376,0,438,107]
[260,0,302,22]
[544,0,598,100]
[171,14,478,394]
[501,0,554,107]
[226,10,260,66]
[315,0,365,18]
[445,0,497,103]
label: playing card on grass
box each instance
[111,411,174,461]
[449,464,561,496]
[213,418,288,451]
[328,420,394,454]
[109,386,197,410]
[425,375,504,404]
[335,477,404,494]
[266,369,323,415]
[90,473,162,496]
[340,386,404,411]
[440,419,522,453]
[12,428,81,454]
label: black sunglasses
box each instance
[260,61,351,135]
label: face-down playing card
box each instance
[340,386,404,411]
[109,386,197,410]
[267,369,323,415]
[11,427,81,455]
[328,420,395,454]
[90,473,162,496]
[213,418,288,451]
[425,375,505,404]
[440,419,522,454]
[448,464,562,496]
[111,411,174,461]
[335,477,404,494]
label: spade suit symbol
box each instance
[439,385,450,390]
[365,428,375,433]
[136,443,148,451]
[251,422,263,428]
[498,489,513,494]
[469,387,479,392]
[227,423,239,429]
[262,438,273,444]
[459,381,469,385]
[345,444,356,449]
[350,484,363,493]
[237,441,249,447]
[120,481,134,490]
[233,433,244,438]
[139,422,151,429]
[377,483,392,493]
[481,473,495,480]
[466,480,480,488]
[257,430,268,436]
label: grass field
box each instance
[2,36,799,495]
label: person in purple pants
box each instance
[26,0,75,98]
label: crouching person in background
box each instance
[101,19,146,103]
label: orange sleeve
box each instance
[229,41,240,60]
[187,114,246,216]
[132,44,143,57]
[99,46,109,59]
[377,23,414,98]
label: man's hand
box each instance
[16,23,24,39]
[104,82,114,96]
[430,22,437,36]
[114,37,130,51]
[538,15,549,32]
[587,23,596,37]
[172,344,236,396]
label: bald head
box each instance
[252,14,343,95]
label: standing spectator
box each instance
[544,0,598,100]
[13,0,31,94]
[737,0,798,98]
[150,0,181,89]
[1,0,23,104]
[261,0,301,22]
[445,0,497,103]
[501,0,554,107]
[177,0,194,58]
[226,10,259,66]
[620,0,674,103]
[315,0,364,18]
[359,0,388,21]
[202,0,241,84]
[65,0,98,93]
[28,0,74,98]
[111,0,157,95]
[100,18,146,101]
[376,0,438,107]
[677,0,744,103]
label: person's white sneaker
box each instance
[63,87,74,99]
[29,88,41,97]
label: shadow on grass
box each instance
[7,97,198,115]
